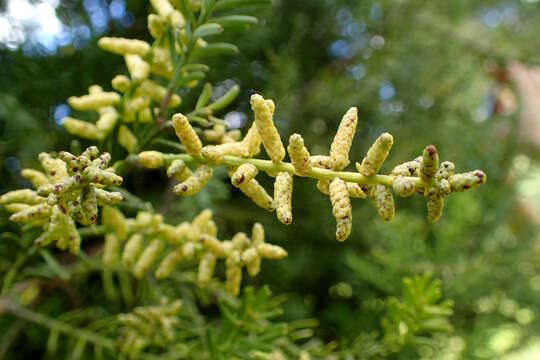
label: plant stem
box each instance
[156,22,199,123]
[118,270,134,307]
[0,319,25,359]
[40,249,70,280]
[139,121,174,150]
[78,226,106,238]
[0,299,197,360]
[1,245,38,295]
[156,62,186,124]
[155,0,218,124]
[0,300,116,350]
[151,138,186,152]
[103,269,118,301]
[157,153,422,187]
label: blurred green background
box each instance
[1,0,540,358]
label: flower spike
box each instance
[172,113,203,156]
[251,94,285,163]
[357,133,394,177]
[330,107,358,170]
[122,93,486,237]
[2,147,122,254]
[288,134,312,176]
[329,178,352,241]
[274,172,293,225]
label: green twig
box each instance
[39,249,70,281]
[0,319,25,359]
[0,300,116,350]
[77,225,106,238]
[118,270,134,307]
[151,138,186,152]
[103,269,118,301]
[156,21,199,123]
[1,245,38,295]
[139,121,174,150]
[156,153,420,187]
[155,0,219,124]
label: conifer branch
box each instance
[0,300,116,350]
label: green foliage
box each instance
[382,275,454,352]
[1,0,539,359]
[208,286,316,358]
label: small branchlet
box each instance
[391,145,486,223]
[137,94,486,241]
[1,147,123,254]
[22,0,485,249]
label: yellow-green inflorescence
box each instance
[1,147,123,254]
[274,172,293,225]
[101,208,286,296]
[58,0,220,153]
[6,0,487,252]
[136,93,486,241]
[329,178,352,241]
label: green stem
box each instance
[157,61,185,123]
[157,153,422,187]
[139,121,174,150]
[118,270,134,307]
[39,249,70,280]
[1,245,38,295]
[78,226,106,238]
[0,319,25,359]
[0,299,184,360]
[0,300,116,350]
[156,22,199,123]
[150,138,186,152]
[155,0,217,124]
[103,269,118,301]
